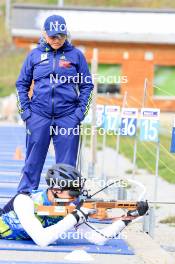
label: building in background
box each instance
[11,4,175,110]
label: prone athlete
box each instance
[0,164,148,246]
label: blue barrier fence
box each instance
[0,125,54,201]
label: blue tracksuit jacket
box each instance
[15,39,93,193]
[16,38,93,122]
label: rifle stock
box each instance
[36,200,138,219]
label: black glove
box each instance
[127,200,149,217]
[137,201,149,216]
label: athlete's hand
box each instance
[71,200,96,225]
[127,201,149,217]
[137,201,149,216]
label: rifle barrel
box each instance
[149,201,175,205]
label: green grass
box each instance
[0,50,28,97]
[0,6,28,97]
[83,127,175,184]
[154,66,175,96]
[160,216,175,224]
[108,133,175,184]
[0,10,11,49]
[1,0,175,8]
[13,0,58,4]
[12,0,175,8]
[63,0,175,8]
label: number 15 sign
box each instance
[140,108,160,142]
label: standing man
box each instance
[16,15,93,194]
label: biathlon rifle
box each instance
[36,180,144,221]
[36,179,174,220]
[36,198,140,220]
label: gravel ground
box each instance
[0,250,145,264]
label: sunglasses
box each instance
[52,187,81,198]
[49,34,66,40]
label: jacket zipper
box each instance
[72,85,79,99]
[52,50,57,115]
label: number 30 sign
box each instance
[140,108,160,142]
